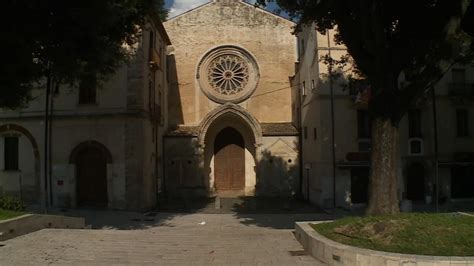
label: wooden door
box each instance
[76,146,108,206]
[406,163,425,201]
[351,167,369,204]
[214,127,245,191]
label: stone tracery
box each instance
[197,45,259,103]
[207,55,250,95]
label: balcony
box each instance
[449,82,474,98]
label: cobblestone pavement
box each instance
[0,212,332,265]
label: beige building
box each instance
[0,1,301,210]
[4,3,468,212]
[0,19,171,210]
[163,0,300,198]
[293,24,474,209]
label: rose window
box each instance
[197,46,259,104]
[208,55,249,95]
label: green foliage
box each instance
[261,0,474,123]
[0,195,26,212]
[0,0,167,109]
[0,209,24,221]
[313,213,474,256]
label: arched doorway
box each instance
[70,141,111,207]
[406,163,425,201]
[214,127,245,192]
[0,124,40,204]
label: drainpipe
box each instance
[48,81,55,207]
[431,85,439,212]
[298,75,304,200]
[328,33,337,209]
[43,66,52,212]
[162,137,167,199]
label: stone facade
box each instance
[0,19,171,211]
[163,0,300,198]
[0,2,302,210]
[293,24,474,209]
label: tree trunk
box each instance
[366,117,400,215]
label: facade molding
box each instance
[0,124,40,158]
[69,140,113,164]
[197,102,263,147]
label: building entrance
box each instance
[75,145,108,207]
[214,127,245,192]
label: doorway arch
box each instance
[70,141,112,207]
[0,124,40,204]
[199,103,261,196]
[214,127,245,191]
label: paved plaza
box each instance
[0,211,332,265]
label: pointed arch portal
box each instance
[214,127,245,191]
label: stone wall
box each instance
[164,0,297,126]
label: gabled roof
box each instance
[239,1,294,24]
[166,0,295,25]
[166,1,213,22]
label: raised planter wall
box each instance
[0,214,85,241]
[295,221,474,266]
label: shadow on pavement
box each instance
[229,197,334,229]
[26,196,335,230]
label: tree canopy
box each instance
[263,0,474,214]
[271,0,473,122]
[0,0,167,109]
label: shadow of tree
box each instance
[228,149,333,229]
[230,197,333,229]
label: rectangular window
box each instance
[311,79,315,90]
[301,81,306,96]
[456,109,469,137]
[4,137,19,171]
[313,128,317,140]
[78,77,97,104]
[304,126,308,139]
[408,109,422,138]
[148,30,155,62]
[158,45,163,68]
[357,110,371,139]
[148,80,153,112]
[157,90,163,125]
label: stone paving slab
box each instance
[0,213,330,265]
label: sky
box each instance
[164,0,284,19]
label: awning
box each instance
[438,161,474,168]
[337,161,370,169]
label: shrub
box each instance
[0,195,26,212]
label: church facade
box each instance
[0,0,301,210]
[1,0,472,212]
[162,0,299,198]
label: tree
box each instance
[0,0,167,109]
[261,0,474,214]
